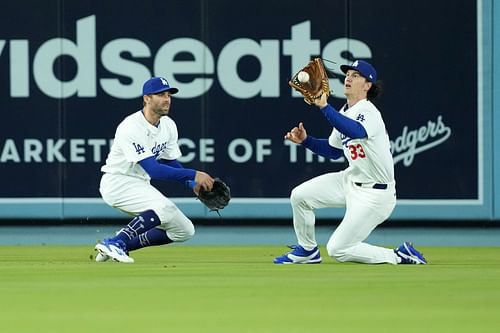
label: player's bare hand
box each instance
[194,171,214,192]
[284,122,307,144]
[191,183,201,195]
[313,92,328,108]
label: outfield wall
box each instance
[0,0,498,222]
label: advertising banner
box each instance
[0,0,491,220]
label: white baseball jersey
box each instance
[101,110,182,180]
[328,99,394,184]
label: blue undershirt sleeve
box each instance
[320,104,367,139]
[302,136,343,160]
[139,156,196,183]
[158,159,183,168]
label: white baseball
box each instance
[298,71,309,83]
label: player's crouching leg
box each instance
[163,210,196,243]
[166,222,195,242]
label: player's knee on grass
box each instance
[326,240,350,262]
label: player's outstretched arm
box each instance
[158,159,183,168]
[313,93,367,139]
[139,156,195,182]
[302,136,343,160]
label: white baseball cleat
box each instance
[94,251,110,262]
[95,239,134,263]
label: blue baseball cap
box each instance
[142,77,179,95]
[340,60,377,83]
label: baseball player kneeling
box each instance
[274,60,427,265]
[95,76,214,263]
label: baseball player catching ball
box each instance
[274,60,427,265]
[95,76,214,263]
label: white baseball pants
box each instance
[99,173,195,242]
[290,171,398,264]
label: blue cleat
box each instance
[95,239,134,263]
[273,245,322,264]
[394,242,427,264]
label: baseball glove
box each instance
[198,178,231,213]
[289,58,330,105]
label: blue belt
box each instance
[355,182,388,190]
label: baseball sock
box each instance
[126,227,173,251]
[110,209,160,244]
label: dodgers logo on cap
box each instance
[340,60,377,83]
[142,77,179,96]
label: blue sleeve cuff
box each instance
[185,180,197,189]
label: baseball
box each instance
[298,71,309,83]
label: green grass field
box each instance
[0,245,499,333]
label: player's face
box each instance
[344,70,371,98]
[149,91,172,116]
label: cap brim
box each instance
[340,64,354,74]
[147,87,179,95]
[165,87,179,94]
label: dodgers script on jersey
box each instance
[101,110,182,180]
[328,99,394,184]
